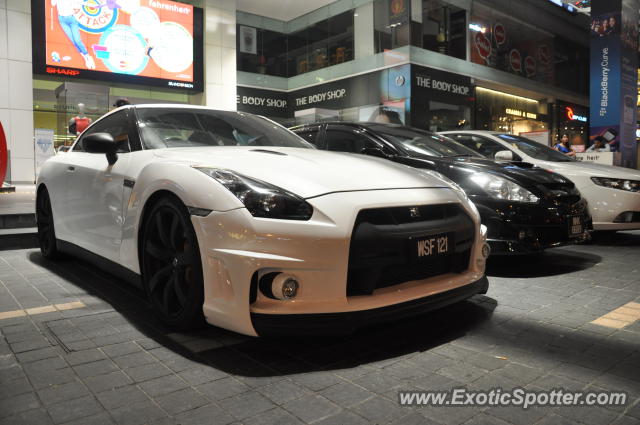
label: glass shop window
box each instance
[374,0,411,53]
[414,0,466,59]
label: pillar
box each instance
[204,0,237,111]
[0,0,34,183]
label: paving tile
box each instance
[36,380,90,406]
[243,407,304,425]
[177,365,228,386]
[123,361,172,383]
[350,396,408,424]
[196,376,251,401]
[72,359,118,378]
[96,385,148,410]
[64,349,107,366]
[0,392,41,419]
[219,391,276,420]
[84,371,133,394]
[109,399,168,425]
[153,387,209,415]
[313,410,369,425]
[47,395,103,424]
[283,394,342,423]
[172,403,235,425]
[138,374,189,398]
[0,408,53,425]
[319,382,374,408]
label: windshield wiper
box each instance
[447,154,476,158]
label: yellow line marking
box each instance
[0,301,86,320]
[591,302,640,329]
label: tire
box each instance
[141,196,205,330]
[36,187,60,259]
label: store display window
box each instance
[237,10,354,78]
[469,5,555,86]
[413,0,466,60]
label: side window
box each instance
[471,136,520,161]
[75,111,131,153]
[450,134,475,150]
[325,129,380,153]
[296,129,320,146]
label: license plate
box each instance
[568,216,583,237]
[412,233,453,260]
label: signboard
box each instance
[236,86,289,118]
[31,0,204,91]
[575,151,619,165]
[34,128,55,177]
[589,0,638,167]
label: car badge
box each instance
[409,207,420,218]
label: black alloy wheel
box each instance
[142,197,205,329]
[36,188,60,259]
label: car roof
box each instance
[440,130,503,136]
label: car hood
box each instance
[411,155,573,186]
[535,160,640,180]
[152,147,450,198]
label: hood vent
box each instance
[250,149,287,156]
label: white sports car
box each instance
[442,131,640,232]
[37,105,489,336]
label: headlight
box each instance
[469,172,539,203]
[195,168,313,220]
[591,177,640,192]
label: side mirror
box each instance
[494,150,514,161]
[83,133,118,165]
[360,147,389,158]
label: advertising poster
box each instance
[34,128,55,177]
[589,0,637,168]
[41,0,197,87]
[239,26,257,55]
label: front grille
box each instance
[538,183,581,205]
[347,204,474,296]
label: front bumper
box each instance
[191,188,486,336]
[251,276,489,336]
[474,197,592,255]
[580,184,640,231]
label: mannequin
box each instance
[68,103,92,135]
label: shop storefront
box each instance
[555,101,589,150]
[237,64,474,132]
[410,65,474,132]
[475,87,550,144]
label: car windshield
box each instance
[368,125,482,158]
[496,134,575,162]
[136,108,314,150]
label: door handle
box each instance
[67,166,75,172]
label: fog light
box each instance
[482,243,491,258]
[271,275,299,300]
[282,279,299,299]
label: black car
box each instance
[291,122,592,255]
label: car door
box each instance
[61,110,134,262]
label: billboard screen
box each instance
[32,0,203,91]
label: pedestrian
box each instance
[554,134,576,157]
